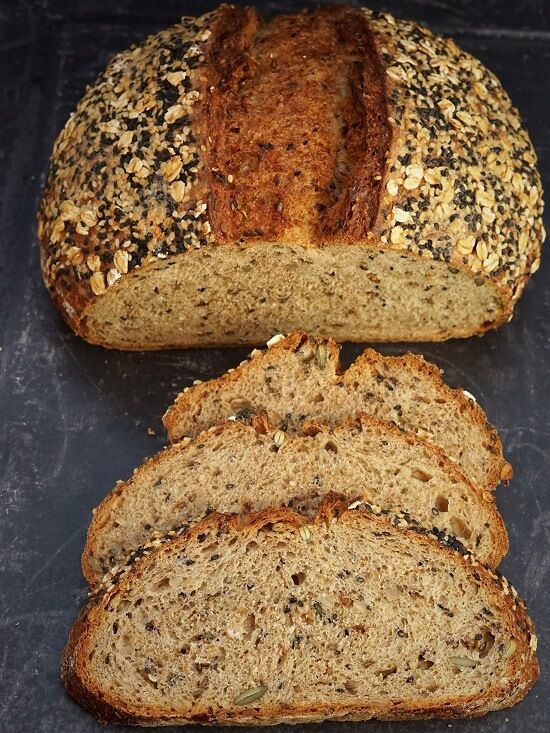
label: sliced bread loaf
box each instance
[83,414,507,586]
[164,332,512,490]
[39,7,543,349]
[63,500,538,725]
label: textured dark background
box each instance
[1,1,549,731]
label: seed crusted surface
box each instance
[38,14,215,316]
[37,6,544,317]
[368,10,544,301]
[88,499,537,657]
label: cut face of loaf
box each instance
[38,6,543,349]
[164,332,511,491]
[67,246,514,348]
[83,415,508,586]
[64,502,538,725]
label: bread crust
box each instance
[37,6,543,348]
[82,409,508,586]
[349,347,514,488]
[163,331,512,490]
[64,499,538,725]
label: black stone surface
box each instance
[0,1,549,731]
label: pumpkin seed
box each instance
[234,685,268,706]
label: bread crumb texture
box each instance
[163,332,510,491]
[82,413,508,586]
[64,502,538,725]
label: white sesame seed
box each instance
[266,334,285,348]
[386,179,399,197]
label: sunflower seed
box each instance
[386,178,399,196]
[170,181,186,203]
[59,200,81,221]
[273,430,285,448]
[126,157,143,174]
[299,525,311,542]
[449,656,477,668]
[163,156,183,182]
[106,268,121,287]
[166,71,185,86]
[80,206,97,227]
[315,343,327,368]
[390,226,405,245]
[164,104,185,124]
[234,685,268,706]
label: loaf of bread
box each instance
[82,414,507,586]
[164,332,511,491]
[63,499,538,725]
[38,5,544,349]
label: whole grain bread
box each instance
[164,332,511,490]
[38,5,543,349]
[63,499,538,725]
[82,414,507,586]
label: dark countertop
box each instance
[1,1,549,731]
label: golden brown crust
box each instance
[37,6,543,347]
[61,610,142,725]
[163,331,511,490]
[367,9,543,304]
[83,408,508,586]
[348,347,513,488]
[203,6,391,244]
[64,499,538,725]
[322,10,391,239]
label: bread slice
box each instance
[83,414,507,586]
[63,499,538,725]
[164,332,511,490]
